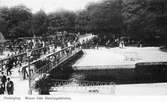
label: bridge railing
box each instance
[31,45,81,80]
[0,52,27,72]
[0,45,52,72]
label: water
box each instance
[48,66,167,85]
[41,52,167,94]
[35,64,167,95]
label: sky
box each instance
[0,0,101,13]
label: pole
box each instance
[1,60,3,72]
[28,55,32,95]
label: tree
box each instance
[31,10,48,37]
[76,0,124,39]
[0,7,10,37]
[122,0,149,40]
[122,0,167,44]
[0,17,8,35]
[0,0,167,45]
[9,5,32,38]
[75,11,90,33]
[0,5,32,38]
[147,0,167,43]
[48,10,76,33]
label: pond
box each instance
[38,51,167,94]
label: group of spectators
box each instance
[79,34,144,49]
[6,38,46,56]
[1,32,77,63]
[0,72,14,95]
[0,32,79,95]
[79,35,99,49]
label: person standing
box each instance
[6,78,14,95]
[1,72,6,90]
[138,40,142,47]
[96,43,99,50]
[6,58,14,76]
[0,82,5,95]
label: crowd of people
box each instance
[0,32,79,95]
[0,32,144,95]
[2,32,141,95]
[0,72,14,95]
[79,34,143,49]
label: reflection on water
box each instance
[44,52,167,93]
[47,65,167,86]
[39,64,167,95]
[36,50,167,94]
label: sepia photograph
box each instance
[0,0,167,101]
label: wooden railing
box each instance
[31,45,81,80]
[0,44,53,72]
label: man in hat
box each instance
[6,78,14,95]
[1,72,6,90]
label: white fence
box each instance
[50,79,116,94]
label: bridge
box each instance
[0,42,83,94]
[0,34,101,95]
[0,44,82,77]
[30,45,82,80]
[1,36,167,95]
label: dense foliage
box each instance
[0,0,167,44]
